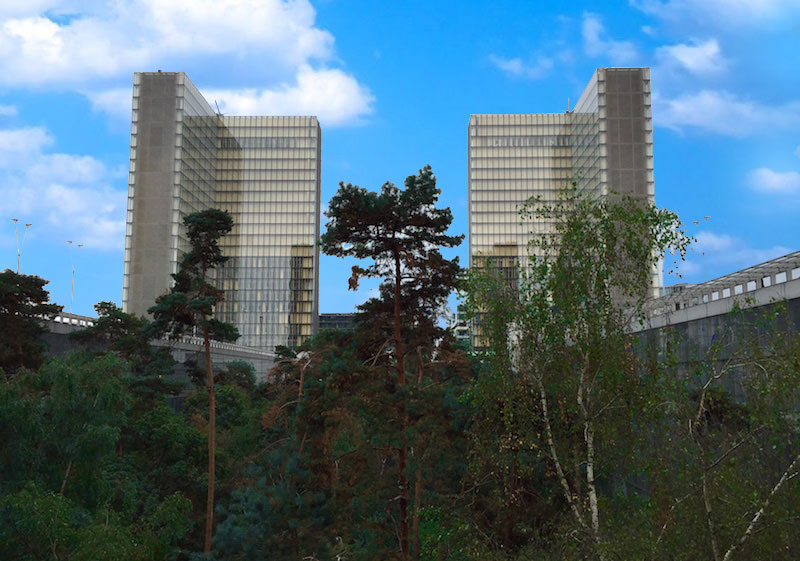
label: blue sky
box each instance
[0,0,798,316]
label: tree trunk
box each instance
[412,468,422,559]
[204,323,216,553]
[394,249,409,557]
[59,459,72,496]
[411,346,425,559]
[16,335,24,370]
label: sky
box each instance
[0,0,799,317]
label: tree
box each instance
[634,302,800,561]
[321,165,463,557]
[465,186,691,559]
[0,351,194,561]
[0,269,62,375]
[70,301,174,378]
[147,208,238,554]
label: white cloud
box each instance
[0,0,372,127]
[581,12,639,65]
[0,126,52,166]
[748,167,800,194]
[632,0,800,29]
[0,126,125,250]
[653,90,800,136]
[0,0,332,86]
[206,65,375,127]
[695,231,736,251]
[0,1,77,19]
[684,230,792,276]
[85,88,131,122]
[0,104,16,116]
[673,258,700,277]
[488,54,554,80]
[655,38,727,76]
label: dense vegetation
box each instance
[1,169,798,560]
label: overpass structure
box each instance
[45,312,276,380]
[633,251,800,333]
[630,252,800,398]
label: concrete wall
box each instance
[634,297,800,399]
[43,313,275,381]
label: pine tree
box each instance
[321,165,463,557]
[147,208,238,553]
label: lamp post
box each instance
[11,219,31,274]
[67,241,83,314]
[692,216,711,283]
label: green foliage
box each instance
[70,301,175,378]
[216,360,257,393]
[320,165,465,556]
[320,164,463,286]
[0,482,193,561]
[2,187,797,560]
[633,304,800,561]
[0,353,194,561]
[465,187,692,556]
[147,209,238,344]
[0,269,62,374]
[0,354,129,504]
[465,186,800,560]
[209,327,473,560]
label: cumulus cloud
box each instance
[488,54,554,80]
[0,0,373,127]
[682,230,792,278]
[0,126,125,251]
[0,1,78,19]
[653,90,800,136]
[581,12,639,65]
[655,38,728,76]
[0,126,52,166]
[748,167,800,194]
[206,66,375,127]
[632,0,800,29]
[0,0,332,86]
[85,88,132,122]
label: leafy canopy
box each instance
[321,164,464,289]
[0,269,62,374]
[147,208,238,344]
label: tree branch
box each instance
[534,374,587,531]
[706,425,766,473]
[722,451,800,561]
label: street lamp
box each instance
[692,216,711,283]
[10,219,32,274]
[67,241,83,314]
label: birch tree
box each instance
[466,186,690,559]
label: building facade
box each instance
[123,71,320,351]
[468,67,657,290]
[318,313,356,332]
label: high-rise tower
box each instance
[123,71,320,351]
[468,67,657,291]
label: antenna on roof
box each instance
[566,97,571,113]
[214,100,224,117]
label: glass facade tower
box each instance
[469,67,657,292]
[123,72,320,352]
